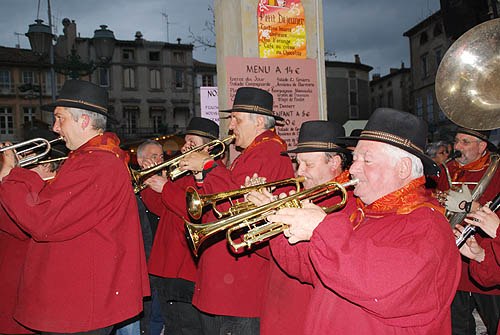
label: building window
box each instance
[427,92,434,123]
[420,32,428,45]
[149,51,160,61]
[387,91,393,108]
[416,97,423,118]
[0,70,11,92]
[150,69,161,89]
[0,106,13,135]
[433,23,443,36]
[435,48,443,69]
[151,113,162,133]
[378,95,383,107]
[22,71,35,84]
[421,54,429,79]
[23,106,36,125]
[123,68,136,89]
[175,70,184,89]
[98,67,110,87]
[202,74,214,87]
[173,52,185,64]
[45,72,59,96]
[123,49,135,61]
[438,106,447,121]
[387,81,392,87]
[348,70,356,78]
[124,107,138,134]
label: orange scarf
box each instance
[350,176,444,230]
[230,129,287,170]
[334,170,351,184]
[69,133,129,166]
[450,151,490,182]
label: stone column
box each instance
[214,0,327,137]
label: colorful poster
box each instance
[200,87,220,125]
[225,56,318,150]
[258,0,306,59]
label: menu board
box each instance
[226,56,318,149]
[258,0,306,59]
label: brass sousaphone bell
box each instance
[435,18,500,130]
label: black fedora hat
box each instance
[344,128,363,149]
[185,117,219,140]
[456,127,497,151]
[42,80,117,123]
[342,108,440,176]
[283,120,350,154]
[221,87,284,121]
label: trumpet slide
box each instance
[186,176,305,220]
[0,137,63,167]
[130,135,235,193]
[185,178,358,256]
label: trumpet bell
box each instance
[435,18,500,130]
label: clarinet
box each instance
[456,191,500,248]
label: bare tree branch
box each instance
[188,5,216,50]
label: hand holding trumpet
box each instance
[0,142,19,180]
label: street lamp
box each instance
[93,25,116,64]
[25,19,53,56]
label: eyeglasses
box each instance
[453,138,480,146]
[149,153,165,160]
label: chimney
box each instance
[372,73,381,80]
[354,54,360,64]
[390,68,398,74]
[135,31,143,40]
[401,61,405,69]
[177,38,181,44]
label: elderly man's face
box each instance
[349,140,402,205]
[228,112,260,149]
[453,133,486,166]
[137,144,164,169]
[296,152,339,189]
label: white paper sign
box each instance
[200,87,219,125]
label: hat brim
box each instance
[42,101,118,124]
[282,146,352,155]
[340,135,441,176]
[456,129,497,152]
[220,108,284,121]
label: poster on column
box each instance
[200,87,220,125]
[225,56,318,150]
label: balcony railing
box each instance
[114,126,185,140]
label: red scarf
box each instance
[334,170,351,184]
[68,132,129,166]
[350,176,444,230]
[450,151,490,182]
[230,129,287,171]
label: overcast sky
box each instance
[0,0,440,77]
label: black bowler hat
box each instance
[185,117,219,140]
[221,87,284,121]
[456,127,497,151]
[42,80,116,123]
[283,120,350,154]
[342,108,440,176]
[344,128,363,149]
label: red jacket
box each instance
[437,153,500,293]
[143,176,198,282]
[260,172,354,335]
[272,190,461,334]
[192,130,294,317]
[0,207,34,334]
[0,133,150,333]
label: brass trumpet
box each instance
[186,176,305,220]
[185,178,358,256]
[130,135,235,193]
[0,137,63,167]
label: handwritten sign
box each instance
[226,56,318,150]
[200,87,220,125]
[258,0,306,59]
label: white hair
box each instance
[380,143,424,179]
[66,107,107,131]
[137,139,162,158]
[248,113,276,130]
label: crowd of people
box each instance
[0,80,499,335]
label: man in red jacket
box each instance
[0,80,149,335]
[436,127,500,334]
[267,108,461,334]
[180,87,294,334]
[249,120,354,335]
[140,117,220,335]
